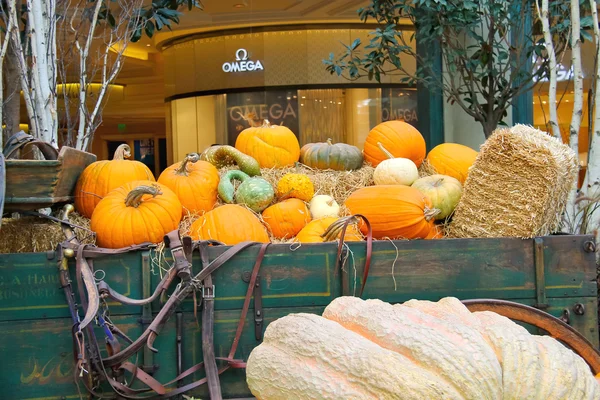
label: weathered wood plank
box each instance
[53,146,96,197]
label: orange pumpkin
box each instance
[157,153,220,214]
[344,185,438,239]
[363,121,426,168]
[235,120,300,168]
[90,181,182,249]
[426,143,478,184]
[295,217,363,243]
[189,204,270,245]
[75,144,155,218]
[262,199,311,239]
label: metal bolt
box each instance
[241,271,251,282]
[583,240,597,253]
[573,303,585,315]
[560,308,571,325]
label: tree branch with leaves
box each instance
[324,0,573,138]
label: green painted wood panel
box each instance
[0,236,596,323]
[344,236,596,301]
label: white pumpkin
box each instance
[309,195,340,219]
[373,157,419,185]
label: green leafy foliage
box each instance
[324,0,585,137]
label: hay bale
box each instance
[0,212,94,253]
[446,124,579,239]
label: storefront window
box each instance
[214,87,418,147]
[226,90,299,144]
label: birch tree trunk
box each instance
[562,0,585,232]
[535,0,561,139]
[570,0,584,155]
[582,0,600,234]
[0,0,18,149]
[3,43,22,144]
[26,0,58,147]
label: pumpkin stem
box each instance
[326,198,335,207]
[321,215,359,242]
[175,153,200,176]
[125,184,162,208]
[113,144,131,160]
[424,206,441,222]
[326,138,333,145]
[377,142,395,159]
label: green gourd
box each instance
[300,138,363,171]
[218,170,274,213]
[200,145,261,176]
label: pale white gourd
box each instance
[246,313,464,400]
[373,142,419,185]
[246,296,600,400]
[325,296,503,400]
[308,194,340,219]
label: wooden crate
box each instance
[3,146,96,212]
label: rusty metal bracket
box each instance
[533,238,548,310]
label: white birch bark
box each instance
[74,0,103,151]
[7,3,38,139]
[563,0,585,232]
[582,0,600,234]
[535,0,561,139]
[0,0,18,149]
[570,0,584,155]
[27,0,58,147]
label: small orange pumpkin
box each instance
[235,119,300,168]
[363,121,426,168]
[90,181,182,249]
[189,204,270,245]
[295,217,363,243]
[344,185,438,239]
[157,153,220,214]
[75,144,155,218]
[425,143,478,184]
[262,199,311,239]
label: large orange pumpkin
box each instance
[262,199,311,239]
[235,120,300,168]
[157,153,220,214]
[363,121,426,168]
[91,181,182,249]
[75,144,155,218]
[295,217,363,243]
[189,204,270,245]
[426,143,478,184]
[344,185,438,239]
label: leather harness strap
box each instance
[199,240,222,399]
[60,224,273,399]
[334,214,373,297]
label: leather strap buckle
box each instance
[202,285,215,300]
